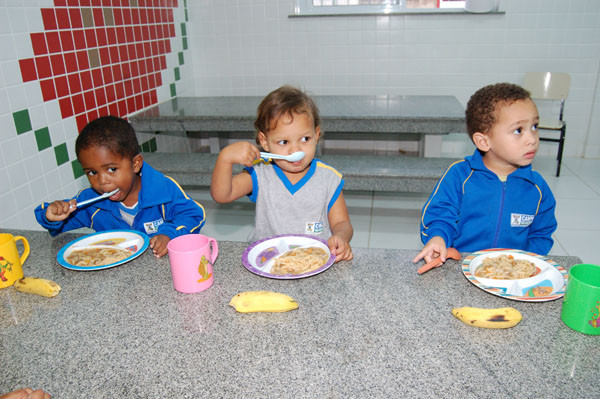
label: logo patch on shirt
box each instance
[511,213,534,227]
[144,218,164,234]
[305,221,324,234]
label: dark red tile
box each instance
[66,0,79,6]
[113,8,123,25]
[93,8,105,26]
[159,56,166,69]
[68,73,82,94]
[138,59,146,75]
[102,66,113,84]
[84,29,97,48]
[76,114,88,132]
[125,26,134,43]
[80,70,93,91]
[50,54,66,75]
[143,91,151,108]
[118,45,128,62]
[131,8,140,25]
[59,31,74,52]
[56,8,71,29]
[122,8,132,25]
[116,27,126,43]
[55,75,70,98]
[99,47,110,65]
[30,33,48,56]
[95,87,107,106]
[109,46,119,63]
[165,39,171,54]
[150,90,157,105]
[97,105,109,117]
[141,75,149,91]
[127,44,137,60]
[69,8,83,29]
[46,32,62,54]
[154,72,161,86]
[80,0,92,6]
[112,65,122,81]
[64,52,78,73]
[121,62,131,80]
[76,50,90,70]
[41,8,57,30]
[117,100,127,116]
[124,78,133,96]
[19,58,37,82]
[72,93,86,114]
[96,28,107,47]
[84,90,96,109]
[35,56,52,79]
[139,8,148,24]
[105,84,116,102]
[40,79,56,101]
[72,30,86,50]
[126,96,136,113]
[129,61,139,77]
[106,28,117,45]
[108,102,118,116]
[91,68,103,86]
[59,97,74,118]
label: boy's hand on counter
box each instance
[150,234,170,258]
[0,388,51,399]
[45,199,77,222]
[328,235,353,263]
[413,236,447,264]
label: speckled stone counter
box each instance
[142,152,460,192]
[1,230,595,399]
[129,95,466,157]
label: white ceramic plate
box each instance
[57,229,149,271]
[241,234,336,279]
[461,249,568,302]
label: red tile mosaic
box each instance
[19,1,179,131]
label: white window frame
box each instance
[293,0,481,16]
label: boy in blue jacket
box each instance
[413,83,557,265]
[34,116,206,258]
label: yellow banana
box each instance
[451,306,522,329]
[230,291,298,313]
[14,277,61,298]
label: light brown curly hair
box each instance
[253,85,321,147]
[465,83,531,141]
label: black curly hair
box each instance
[465,83,531,141]
[76,116,140,159]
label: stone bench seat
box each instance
[143,152,459,193]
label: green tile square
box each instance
[182,37,188,50]
[170,83,177,97]
[71,159,85,179]
[149,137,157,152]
[13,109,32,135]
[54,143,69,166]
[185,9,188,22]
[174,67,180,81]
[141,141,150,152]
[34,127,52,151]
[178,52,184,65]
[181,23,187,37]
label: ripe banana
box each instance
[451,306,522,329]
[230,291,298,313]
[13,277,61,298]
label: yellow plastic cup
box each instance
[560,264,600,335]
[0,233,30,288]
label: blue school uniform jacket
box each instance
[420,150,557,254]
[34,162,206,238]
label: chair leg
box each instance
[556,125,566,177]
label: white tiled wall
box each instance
[0,1,192,230]
[189,0,600,158]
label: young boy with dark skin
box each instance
[413,83,557,266]
[34,116,206,258]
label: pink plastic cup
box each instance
[167,234,219,293]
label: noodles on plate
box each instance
[270,247,329,275]
[474,254,537,280]
[66,247,132,267]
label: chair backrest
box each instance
[523,72,571,100]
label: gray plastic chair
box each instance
[523,72,571,176]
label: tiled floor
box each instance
[190,153,600,266]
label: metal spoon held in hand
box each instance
[260,151,305,162]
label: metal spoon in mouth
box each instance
[260,151,305,162]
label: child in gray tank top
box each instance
[210,85,354,263]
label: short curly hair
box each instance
[253,85,320,147]
[76,116,140,160]
[465,83,531,140]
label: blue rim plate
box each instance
[57,229,150,271]
[242,234,336,279]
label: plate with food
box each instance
[242,234,336,279]
[461,249,568,302]
[57,229,149,271]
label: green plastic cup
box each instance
[560,264,600,335]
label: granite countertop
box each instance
[129,95,466,134]
[1,230,596,398]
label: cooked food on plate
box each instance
[66,246,132,267]
[271,246,329,275]
[474,254,538,280]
